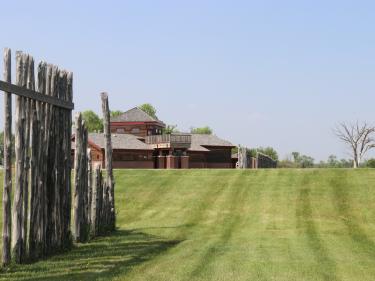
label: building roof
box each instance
[189,134,234,152]
[75,132,234,152]
[110,107,164,125]
[88,133,153,150]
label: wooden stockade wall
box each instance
[1,48,116,267]
[73,94,115,242]
[1,49,73,265]
[236,146,277,169]
[256,152,277,168]
[237,145,248,169]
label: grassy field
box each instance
[0,169,375,280]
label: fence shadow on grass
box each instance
[0,230,182,281]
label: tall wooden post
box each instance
[87,148,92,226]
[74,113,83,242]
[101,92,115,230]
[74,114,89,242]
[22,55,34,259]
[12,52,28,263]
[63,72,73,247]
[2,48,12,266]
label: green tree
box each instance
[364,159,375,168]
[289,151,314,168]
[298,155,315,168]
[139,103,157,119]
[81,110,103,133]
[292,152,300,163]
[257,147,279,161]
[190,126,213,135]
[110,110,123,118]
[163,125,179,134]
[231,147,256,157]
[277,159,295,168]
[327,155,339,167]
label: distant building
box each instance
[72,107,235,169]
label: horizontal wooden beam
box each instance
[0,80,74,110]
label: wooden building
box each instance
[110,107,165,137]
[72,107,235,169]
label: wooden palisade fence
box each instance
[1,48,74,265]
[237,145,248,169]
[1,47,116,267]
[257,152,277,168]
[73,93,115,241]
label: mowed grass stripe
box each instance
[1,169,375,280]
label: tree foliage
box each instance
[257,147,278,161]
[278,152,314,168]
[163,125,179,134]
[139,103,158,119]
[81,110,103,133]
[110,110,123,118]
[190,126,213,135]
[291,152,314,168]
[363,158,375,168]
[316,155,352,168]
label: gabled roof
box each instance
[189,134,234,152]
[88,133,153,151]
[110,107,163,124]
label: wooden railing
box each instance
[145,134,191,148]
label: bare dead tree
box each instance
[334,121,375,168]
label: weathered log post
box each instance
[22,55,34,258]
[97,168,104,234]
[49,66,61,253]
[237,145,248,169]
[237,145,242,169]
[74,113,83,242]
[90,166,103,237]
[87,148,92,226]
[101,92,115,231]
[12,52,28,263]
[2,48,12,266]
[74,114,90,243]
[82,126,89,235]
[63,72,73,248]
[28,62,47,259]
[60,70,73,249]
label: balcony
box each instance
[145,133,192,149]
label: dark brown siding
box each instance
[113,161,153,169]
[110,123,164,137]
[112,149,153,169]
[187,147,233,169]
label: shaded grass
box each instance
[0,169,375,280]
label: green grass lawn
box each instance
[0,169,375,280]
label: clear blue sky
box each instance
[1,0,374,161]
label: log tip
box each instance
[4,47,11,56]
[101,92,108,99]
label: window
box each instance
[131,128,140,134]
[117,128,125,133]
